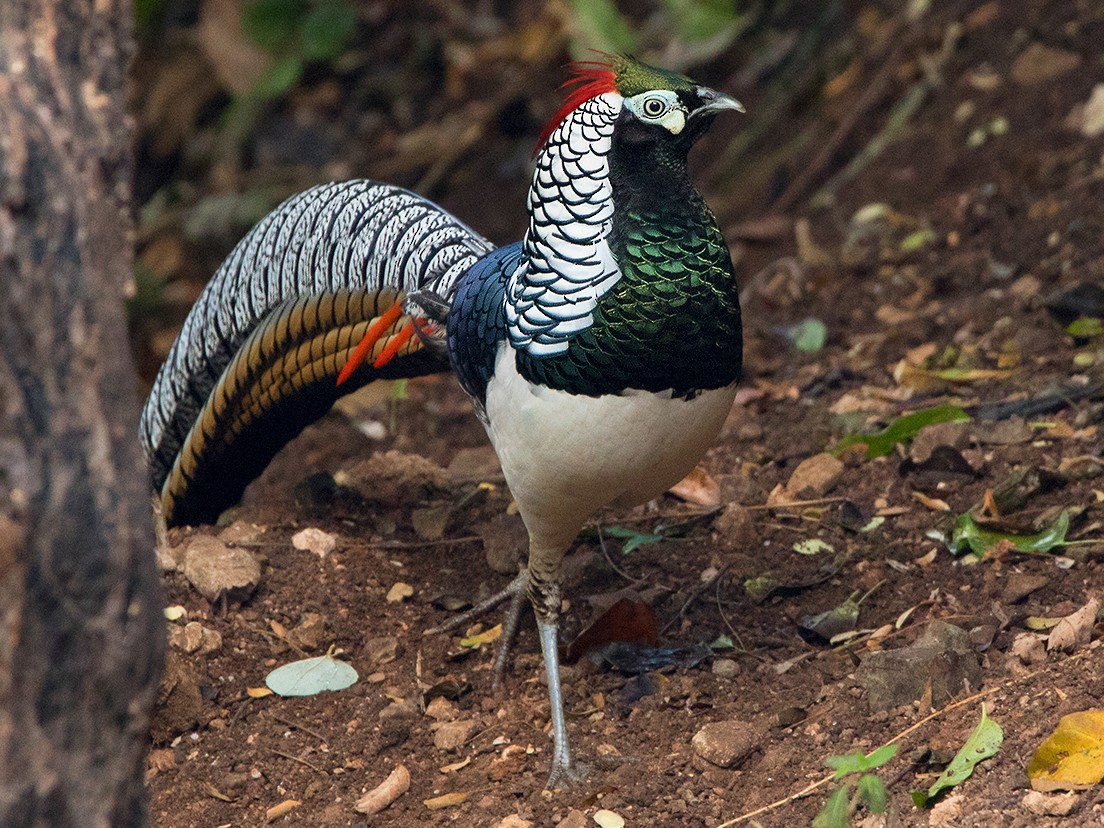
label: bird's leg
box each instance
[530,575,588,788]
[426,569,528,690]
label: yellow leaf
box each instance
[247,686,274,698]
[460,623,502,649]
[266,800,301,821]
[1027,710,1104,791]
[424,791,469,810]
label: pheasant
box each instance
[140,55,743,786]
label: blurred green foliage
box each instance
[564,0,748,65]
[242,0,358,99]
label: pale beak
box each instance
[692,86,745,117]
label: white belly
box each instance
[483,345,737,552]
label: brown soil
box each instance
[144,1,1104,826]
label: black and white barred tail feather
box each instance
[140,180,493,526]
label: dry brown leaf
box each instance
[355,765,411,815]
[912,491,951,512]
[668,465,721,507]
[1047,598,1100,653]
[266,800,301,821]
[424,791,470,810]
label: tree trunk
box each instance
[0,1,165,826]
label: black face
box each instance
[615,86,739,150]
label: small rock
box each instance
[291,527,336,557]
[219,520,266,546]
[181,535,261,603]
[1022,790,1079,817]
[1011,633,1047,665]
[425,697,458,722]
[856,621,981,711]
[555,810,587,828]
[378,699,418,749]
[365,635,400,667]
[785,453,844,499]
[285,612,326,651]
[488,744,529,780]
[1047,598,1099,653]
[169,621,222,655]
[910,421,969,463]
[147,748,176,775]
[496,816,532,828]
[712,658,739,678]
[975,416,1032,445]
[1001,573,1049,604]
[1011,42,1081,86]
[480,514,528,575]
[713,503,753,548]
[433,719,477,752]
[691,720,759,768]
[593,809,625,828]
[386,582,414,603]
[411,506,450,541]
[928,793,964,828]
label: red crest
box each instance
[534,59,618,155]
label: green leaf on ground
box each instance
[833,405,971,459]
[1027,709,1104,791]
[913,705,1003,807]
[947,509,1070,557]
[1068,317,1104,338]
[793,538,834,556]
[265,654,358,697]
[780,318,828,352]
[826,744,899,779]
[812,786,849,828]
[604,525,666,555]
[857,773,888,813]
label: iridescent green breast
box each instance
[514,195,742,397]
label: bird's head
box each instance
[535,55,743,157]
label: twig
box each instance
[744,497,846,511]
[595,521,650,587]
[661,560,737,635]
[272,713,329,745]
[271,749,327,775]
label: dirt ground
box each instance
[142,1,1104,826]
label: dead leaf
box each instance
[1047,598,1100,653]
[266,800,301,821]
[668,465,721,507]
[247,686,273,698]
[1028,710,1104,791]
[424,791,469,810]
[355,765,410,814]
[565,597,659,664]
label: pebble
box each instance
[593,809,625,828]
[285,612,326,651]
[169,621,222,655]
[1022,790,1079,817]
[181,536,261,603]
[291,527,336,558]
[411,506,450,541]
[784,453,843,499]
[425,697,458,722]
[433,719,477,752]
[365,635,400,667]
[691,720,759,768]
[495,815,532,828]
[1011,42,1081,86]
[554,810,587,828]
[711,658,739,678]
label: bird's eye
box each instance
[641,96,667,118]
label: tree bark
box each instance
[0,1,165,826]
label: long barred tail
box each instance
[140,180,493,526]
